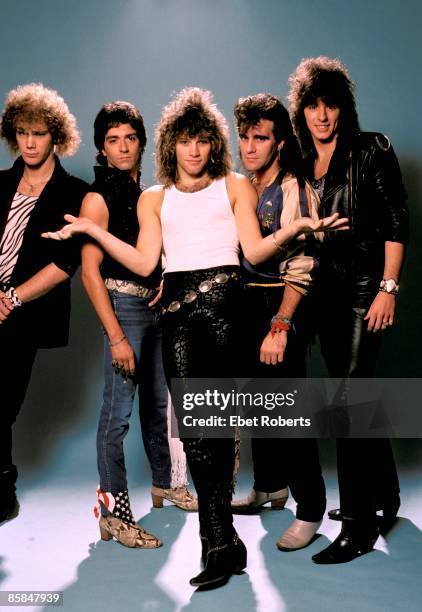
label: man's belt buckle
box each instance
[162,271,236,315]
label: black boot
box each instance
[312,519,379,564]
[327,507,343,521]
[182,437,244,588]
[200,535,208,567]
[0,466,19,524]
[190,533,247,590]
[328,495,400,525]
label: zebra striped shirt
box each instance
[0,192,38,283]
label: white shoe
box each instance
[231,488,289,514]
[276,519,322,551]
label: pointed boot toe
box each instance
[276,519,322,551]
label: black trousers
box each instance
[240,284,326,522]
[0,322,37,476]
[161,267,239,546]
[319,302,400,520]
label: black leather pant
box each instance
[319,302,400,520]
[0,323,37,476]
[240,284,326,522]
[161,266,239,546]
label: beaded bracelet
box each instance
[109,334,127,348]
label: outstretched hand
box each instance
[42,214,94,240]
[299,212,349,235]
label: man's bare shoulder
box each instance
[138,184,165,213]
[143,184,165,195]
[226,171,254,201]
[81,191,108,218]
[225,171,250,187]
[83,191,107,206]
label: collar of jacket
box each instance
[93,164,141,188]
[10,154,69,182]
[305,134,360,204]
[0,155,69,239]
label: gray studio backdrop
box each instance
[1,0,421,477]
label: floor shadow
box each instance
[0,557,7,587]
[180,570,256,611]
[48,507,189,612]
[258,512,422,612]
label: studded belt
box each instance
[104,278,155,299]
[162,271,238,314]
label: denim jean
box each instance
[97,291,171,496]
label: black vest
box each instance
[89,166,161,289]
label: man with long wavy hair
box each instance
[44,86,346,587]
[288,56,409,563]
[0,83,88,524]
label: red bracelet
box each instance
[270,320,290,338]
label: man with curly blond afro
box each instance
[0,83,88,523]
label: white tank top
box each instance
[161,177,239,272]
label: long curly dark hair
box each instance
[288,56,360,156]
[155,87,232,186]
[234,92,305,186]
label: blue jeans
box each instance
[97,291,171,495]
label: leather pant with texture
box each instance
[161,266,239,547]
[318,296,400,521]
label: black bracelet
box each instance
[109,334,127,347]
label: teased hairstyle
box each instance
[0,82,80,156]
[155,87,232,186]
[288,56,360,155]
[234,92,305,186]
[93,101,147,166]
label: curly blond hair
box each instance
[288,56,359,155]
[1,83,80,157]
[155,87,232,186]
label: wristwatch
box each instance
[379,279,399,295]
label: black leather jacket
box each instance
[308,132,409,309]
